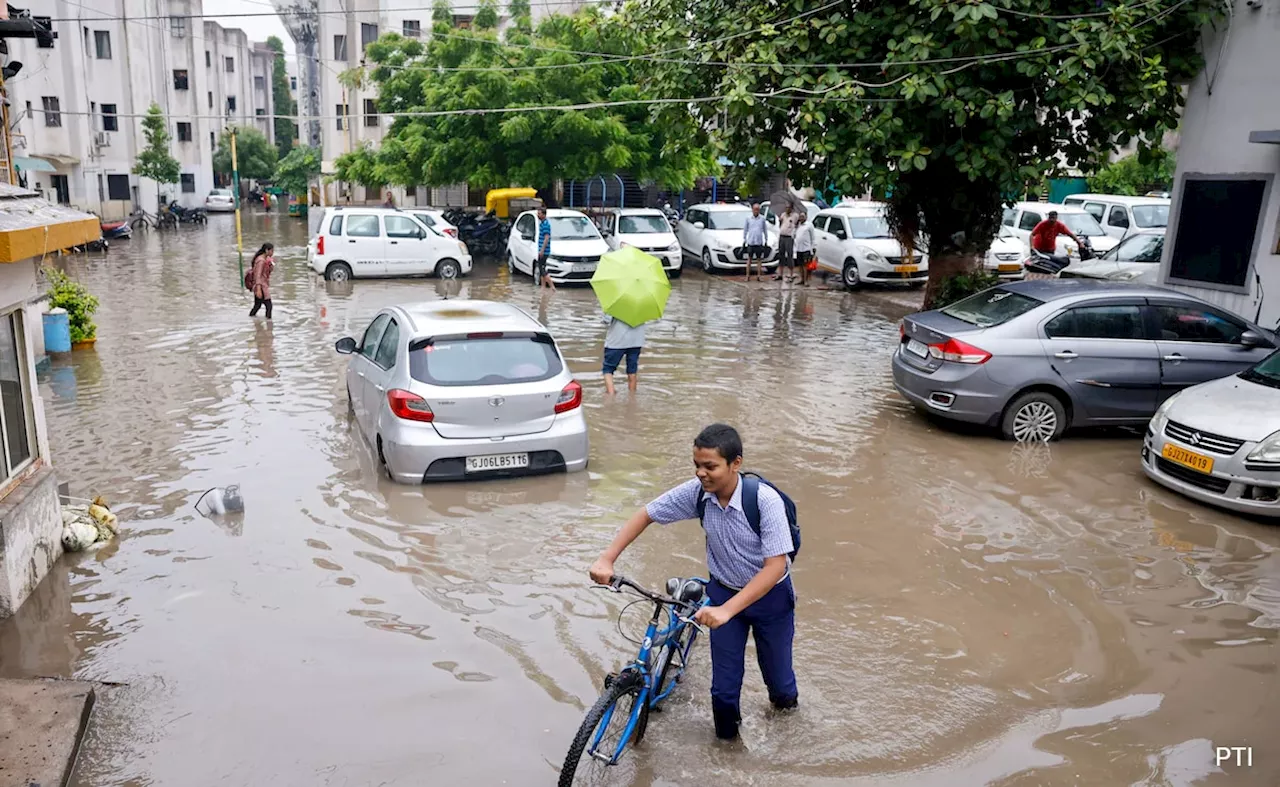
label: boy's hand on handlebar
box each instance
[589,558,615,586]
[694,605,732,630]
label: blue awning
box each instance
[13,156,56,173]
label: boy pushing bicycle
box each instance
[590,423,798,740]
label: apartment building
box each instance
[5,0,275,218]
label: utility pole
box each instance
[230,127,245,289]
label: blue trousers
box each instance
[707,576,798,738]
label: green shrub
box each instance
[44,268,99,342]
[932,270,1002,309]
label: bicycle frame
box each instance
[589,579,709,765]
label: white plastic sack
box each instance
[62,521,99,552]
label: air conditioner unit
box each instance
[94,131,110,148]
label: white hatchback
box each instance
[600,208,682,277]
[308,206,473,282]
[507,209,610,284]
[811,202,928,288]
[676,203,778,273]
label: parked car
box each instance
[810,201,928,289]
[335,300,589,483]
[984,226,1027,280]
[676,203,778,273]
[407,207,459,239]
[1061,193,1171,240]
[205,189,235,212]
[1002,202,1120,258]
[1143,350,1280,518]
[507,208,608,284]
[1060,229,1165,284]
[600,208,683,277]
[307,206,473,282]
[892,279,1277,441]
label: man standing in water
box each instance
[535,207,556,291]
[589,424,798,740]
[743,203,769,283]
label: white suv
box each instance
[308,206,473,282]
[676,203,778,273]
[811,202,928,289]
[600,208,682,277]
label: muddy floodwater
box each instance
[1,213,1277,786]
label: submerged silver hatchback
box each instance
[336,300,589,482]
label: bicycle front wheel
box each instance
[559,675,646,787]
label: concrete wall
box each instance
[0,467,61,618]
[1158,0,1280,329]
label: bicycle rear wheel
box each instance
[559,674,646,787]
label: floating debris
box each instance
[61,496,119,552]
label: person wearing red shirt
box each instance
[1029,211,1080,255]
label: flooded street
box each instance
[1,212,1277,786]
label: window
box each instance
[328,215,344,235]
[618,215,669,234]
[34,16,53,48]
[1133,204,1169,229]
[181,173,196,193]
[334,34,348,61]
[42,97,61,127]
[255,109,265,116]
[1108,205,1130,229]
[336,103,348,130]
[364,98,378,127]
[1018,211,1042,231]
[363,185,382,202]
[208,91,213,109]
[829,218,848,240]
[1106,233,1164,263]
[942,289,1044,328]
[1169,178,1268,290]
[101,104,117,131]
[1082,202,1106,222]
[210,131,216,151]
[205,50,211,67]
[452,14,474,28]
[361,23,378,51]
[173,69,189,90]
[345,214,380,237]
[177,122,192,142]
[811,215,828,232]
[226,96,237,113]
[1002,207,1016,226]
[170,15,187,38]
[225,56,235,73]
[290,76,297,90]
[254,75,266,91]
[50,175,69,205]
[24,101,31,120]
[106,174,131,201]
[403,19,421,37]
[1044,305,1145,340]
[412,212,436,228]
[360,314,390,357]
[0,312,35,481]
[410,335,564,387]
[1154,305,1245,344]
[94,30,112,59]
[384,215,421,238]
[516,214,535,238]
[373,320,400,369]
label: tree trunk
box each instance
[923,252,981,310]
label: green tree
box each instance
[213,126,278,181]
[627,0,1217,305]
[266,36,298,160]
[1089,148,1177,196]
[273,145,322,197]
[132,102,180,207]
[333,1,715,192]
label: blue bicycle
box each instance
[558,575,709,786]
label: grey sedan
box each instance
[892,280,1278,441]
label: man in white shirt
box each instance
[794,213,815,287]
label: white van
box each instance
[507,208,611,284]
[1061,193,1171,240]
[599,208,682,277]
[308,206,473,282]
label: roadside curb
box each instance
[0,677,96,787]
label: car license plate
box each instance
[998,264,1022,272]
[1162,443,1214,474]
[894,265,919,273]
[571,263,595,273]
[465,453,530,473]
[905,338,928,358]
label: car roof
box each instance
[824,202,887,215]
[613,207,664,215]
[693,203,753,211]
[1061,193,1171,205]
[389,299,544,338]
[998,278,1193,302]
[1011,201,1091,213]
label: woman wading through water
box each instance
[248,243,275,319]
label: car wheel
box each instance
[507,252,517,275]
[377,436,394,481]
[702,248,714,273]
[842,259,861,290]
[1001,391,1067,443]
[668,267,683,279]
[909,280,926,289]
[436,258,461,279]
[325,262,353,282]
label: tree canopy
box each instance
[274,145,321,197]
[214,126,278,182]
[266,36,298,161]
[132,102,180,190]
[626,0,1218,302]
[333,0,715,190]
[1089,148,1176,195]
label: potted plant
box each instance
[44,268,99,350]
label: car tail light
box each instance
[928,338,991,364]
[444,228,457,238]
[899,322,905,339]
[554,380,583,414]
[387,389,434,422]
[467,332,503,339]
[317,235,325,255]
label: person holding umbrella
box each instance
[591,246,672,395]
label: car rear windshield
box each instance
[941,289,1043,328]
[410,334,563,387]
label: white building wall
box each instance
[1159,0,1280,330]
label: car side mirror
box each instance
[335,337,358,354]
[1240,330,1271,348]
[693,221,705,230]
[417,229,426,239]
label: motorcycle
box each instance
[167,201,208,225]
[100,219,132,240]
[1024,236,1094,276]
[661,202,681,228]
[447,209,509,257]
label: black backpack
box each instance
[696,472,800,561]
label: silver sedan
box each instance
[336,300,589,483]
[1143,351,1280,518]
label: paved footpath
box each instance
[0,678,95,787]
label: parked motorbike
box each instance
[1024,237,1095,276]
[168,201,208,225]
[100,219,132,240]
[661,202,681,228]
[446,209,509,257]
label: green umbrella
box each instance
[591,246,672,327]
